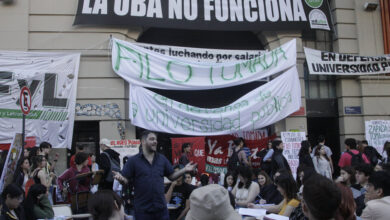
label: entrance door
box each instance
[72,121,100,166]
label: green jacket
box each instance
[33,196,54,219]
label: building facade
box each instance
[0,0,389,172]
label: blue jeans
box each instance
[134,209,169,220]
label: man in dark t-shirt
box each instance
[165,165,193,220]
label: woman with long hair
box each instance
[255,170,283,205]
[13,157,31,190]
[334,183,357,220]
[249,173,299,217]
[223,171,236,192]
[31,155,54,189]
[336,166,361,199]
[298,140,314,169]
[231,165,259,208]
[383,141,390,163]
[24,184,54,220]
[313,145,332,179]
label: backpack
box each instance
[228,148,242,171]
[347,151,364,167]
[364,147,378,165]
[102,152,121,182]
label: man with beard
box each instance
[113,130,197,220]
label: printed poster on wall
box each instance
[281,131,306,178]
[0,51,80,149]
[129,67,301,136]
[75,0,332,31]
[304,47,390,75]
[108,139,141,167]
[365,120,390,155]
[112,38,296,90]
[171,137,206,175]
[0,134,23,193]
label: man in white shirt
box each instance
[361,171,390,220]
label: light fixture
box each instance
[364,2,379,11]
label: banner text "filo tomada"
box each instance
[81,0,308,22]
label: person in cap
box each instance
[185,184,241,220]
[98,138,120,190]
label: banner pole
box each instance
[22,114,25,152]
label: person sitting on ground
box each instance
[223,171,236,192]
[334,183,357,220]
[312,145,332,179]
[185,184,241,220]
[336,166,360,198]
[302,174,341,220]
[338,138,370,168]
[57,152,91,196]
[88,190,125,220]
[354,163,374,216]
[0,183,25,220]
[231,165,259,208]
[299,140,314,169]
[249,173,299,217]
[254,170,283,205]
[24,184,54,220]
[165,164,193,220]
[360,171,390,220]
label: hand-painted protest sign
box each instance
[108,139,141,167]
[365,120,390,155]
[74,0,332,31]
[281,131,306,178]
[0,134,23,193]
[0,51,80,149]
[136,42,266,63]
[304,47,390,75]
[112,38,296,90]
[171,137,206,175]
[205,131,275,173]
[129,67,301,136]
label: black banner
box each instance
[74,0,332,31]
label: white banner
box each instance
[0,134,23,192]
[112,38,296,90]
[281,131,306,178]
[135,42,266,63]
[0,51,80,149]
[304,47,390,75]
[365,120,390,154]
[129,67,301,136]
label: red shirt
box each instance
[70,155,92,168]
[338,149,370,167]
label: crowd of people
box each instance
[1,131,390,220]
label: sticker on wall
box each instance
[309,9,330,31]
[305,0,324,8]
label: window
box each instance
[304,63,336,99]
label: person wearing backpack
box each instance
[338,138,370,168]
[98,138,121,190]
[227,138,249,172]
[359,140,382,166]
